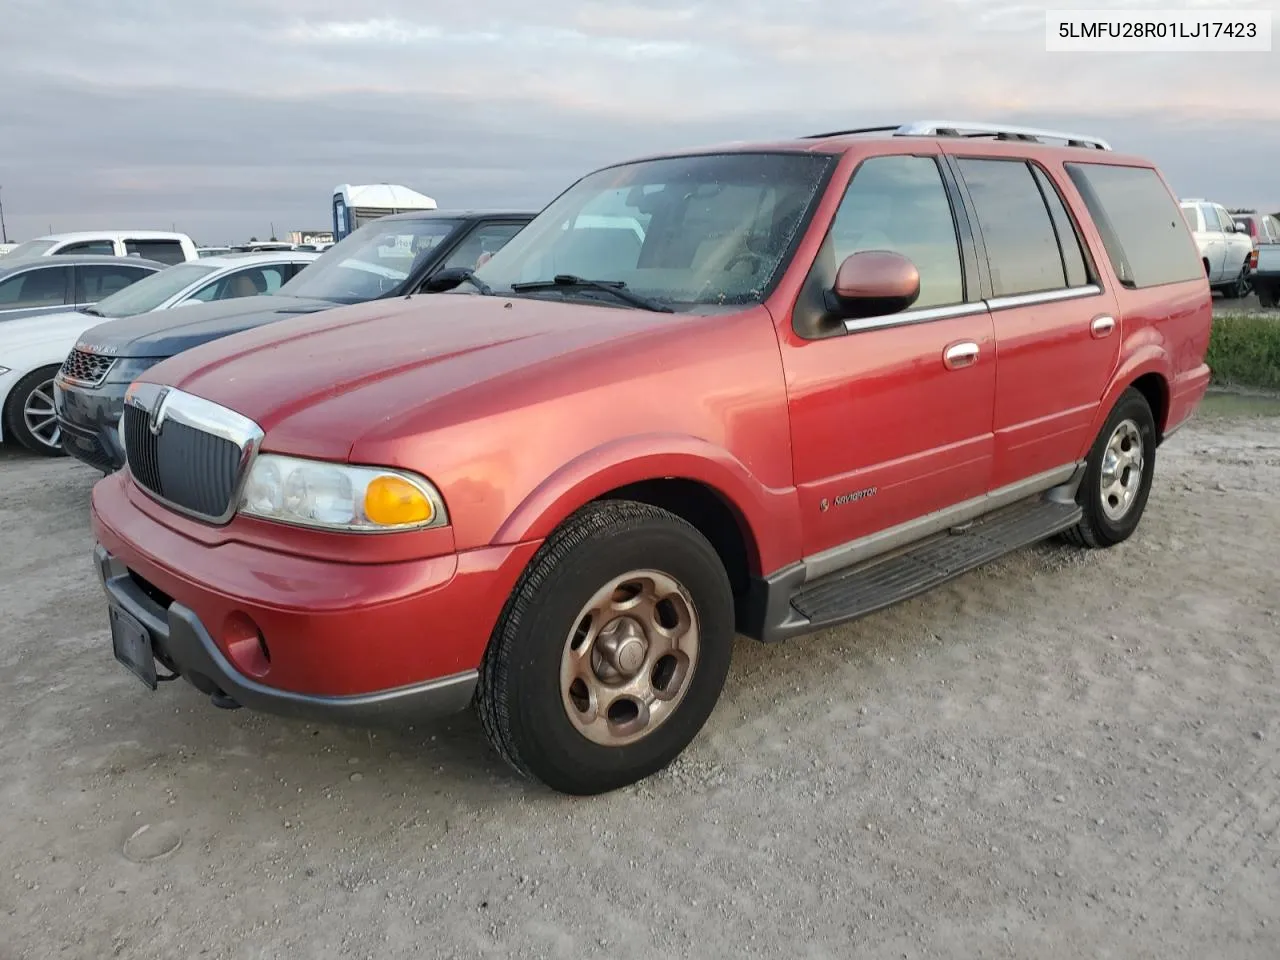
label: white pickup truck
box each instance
[1180,199,1255,300]
[1231,211,1280,308]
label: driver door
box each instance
[777,152,996,558]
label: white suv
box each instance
[3,231,198,265]
[1179,199,1255,299]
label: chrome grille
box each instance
[122,384,263,524]
[59,349,116,387]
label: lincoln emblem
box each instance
[148,388,170,436]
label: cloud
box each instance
[1,0,1277,241]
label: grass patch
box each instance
[1207,313,1280,390]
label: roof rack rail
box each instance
[802,120,1111,151]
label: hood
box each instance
[0,310,98,352]
[149,292,687,460]
[72,294,338,358]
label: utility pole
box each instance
[0,185,7,243]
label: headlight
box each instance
[239,454,448,532]
[106,357,165,383]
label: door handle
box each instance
[1090,315,1116,338]
[943,341,980,370]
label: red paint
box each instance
[94,134,1212,699]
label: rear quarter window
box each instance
[1066,163,1203,288]
[125,239,185,265]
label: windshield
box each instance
[276,218,462,303]
[89,262,218,318]
[6,240,58,259]
[469,151,834,309]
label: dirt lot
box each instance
[1,397,1277,960]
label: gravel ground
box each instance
[0,398,1277,960]
[1214,291,1275,315]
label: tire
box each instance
[1063,388,1157,549]
[1258,282,1278,309]
[475,499,735,795]
[1217,260,1251,299]
[2,365,66,457]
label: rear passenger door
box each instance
[948,155,1119,490]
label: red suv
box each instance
[90,121,1212,795]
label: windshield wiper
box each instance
[509,274,674,313]
[82,306,104,317]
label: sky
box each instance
[1,0,1277,244]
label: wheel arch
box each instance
[1089,348,1171,450]
[491,434,801,585]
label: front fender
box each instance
[492,433,802,576]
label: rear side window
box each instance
[125,239,185,265]
[955,157,1067,298]
[1201,205,1222,232]
[1030,165,1091,288]
[1065,163,1203,288]
[75,264,153,301]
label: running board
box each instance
[788,498,1082,631]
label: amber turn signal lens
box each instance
[363,475,434,527]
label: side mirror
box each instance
[421,267,469,293]
[827,251,921,320]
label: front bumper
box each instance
[52,376,127,472]
[90,471,542,724]
[95,545,478,722]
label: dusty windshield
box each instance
[277,218,461,303]
[469,152,835,309]
[89,262,218,317]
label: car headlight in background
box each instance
[238,454,448,532]
[105,357,165,383]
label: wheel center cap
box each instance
[596,618,648,677]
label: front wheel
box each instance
[2,365,67,457]
[1063,388,1157,549]
[475,500,735,795]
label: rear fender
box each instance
[1082,345,1171,456]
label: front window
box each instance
[468,151,835,310]
[276,218,461,303]
[4,239,57,259]
[87,262,217,317]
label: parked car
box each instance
[196,246,232,258]
[1179,199,1254,298]
[0,252,317,458]
[54,210,534,472]
[3,231,198,265]
[1,255,164,455]
[1232,212,1280,307]
[0,243,17,258]
[87,121,1211,795]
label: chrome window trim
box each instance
[986,283,1102,312]
[123,382,264,526]
[841,284,1103,334]
[843,302,987,333]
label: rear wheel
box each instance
[2,365,66,457]
[1219,262,1251,300]
[475,500,734,795]
[1257,281,1278,309]
[1063,388,1157,549]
